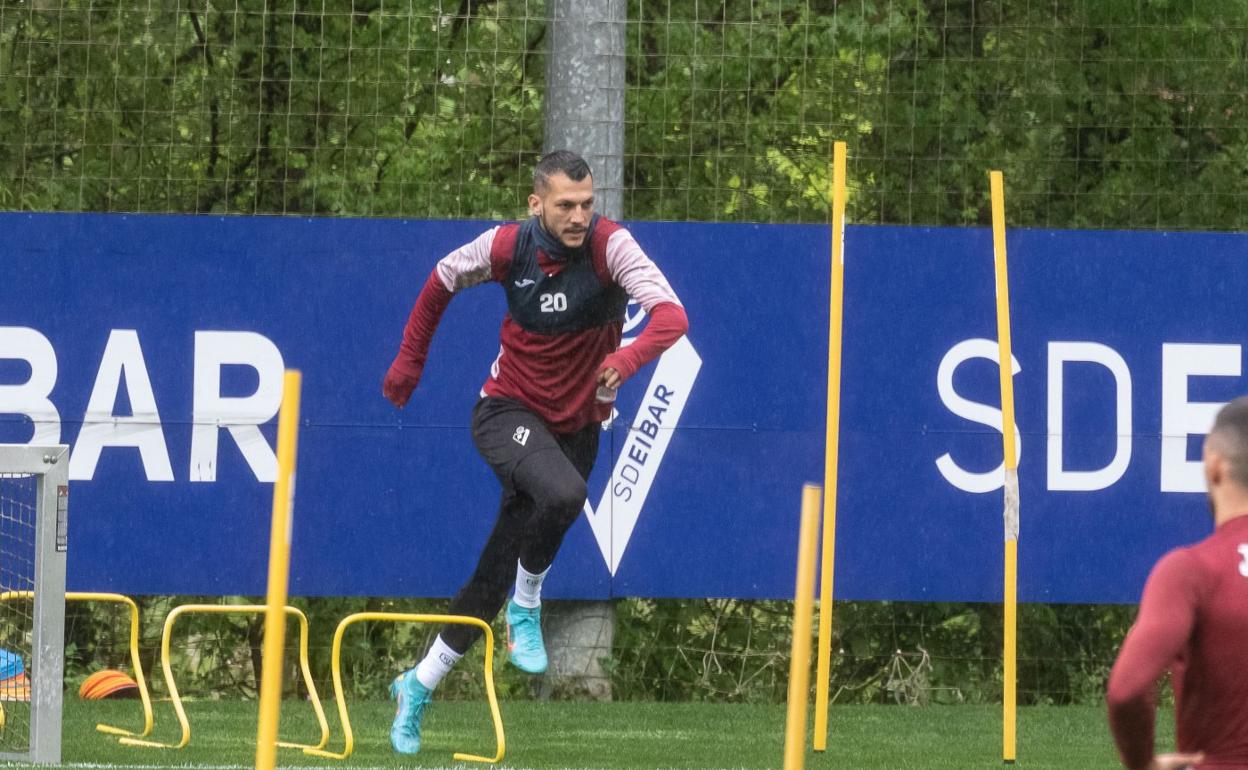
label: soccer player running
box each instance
[380,150,688,754]
[1107,396,1248,770]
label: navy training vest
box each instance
[504,215,629,335]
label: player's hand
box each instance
[597,366,622,390]
[1147,751,1205,770]
[382,366,420,409]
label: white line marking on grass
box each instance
[53,765,392,770]
[43,765,760,770]
[54,765,542,770]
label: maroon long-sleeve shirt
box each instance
[391,219,688,433]
[1107,514,1248,769]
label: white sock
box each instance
[414,635,462,691]
[512,561,549,609]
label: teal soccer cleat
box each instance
[506,599,548,674]
[389,670,432,754]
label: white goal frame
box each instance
[0,444,69,765]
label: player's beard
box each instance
[539,208,586,248]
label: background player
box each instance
[1107,396,1248,769]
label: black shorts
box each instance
[471,397,599,487]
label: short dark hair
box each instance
[1211,396,1248,488]
[534,150,592,192]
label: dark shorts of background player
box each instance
[439,396,600,654]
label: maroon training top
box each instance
[390,218,689,434]
[1107,514,1248,769]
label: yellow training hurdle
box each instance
[0,591,153,741]
[303,612,505,764]
[119,603,328,751]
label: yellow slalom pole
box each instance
[255,370,302,770]
[813,140,847,752]
[989,171,1019,764]
[783,484,822,770]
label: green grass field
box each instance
[2,698,1171,769]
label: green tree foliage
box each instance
[0,1,542,216]
[625,0,1248,226]
[611,599,1134,706]
[4,1,1246,226]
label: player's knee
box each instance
[544,475,587,519]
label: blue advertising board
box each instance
[1,213,1242,603]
